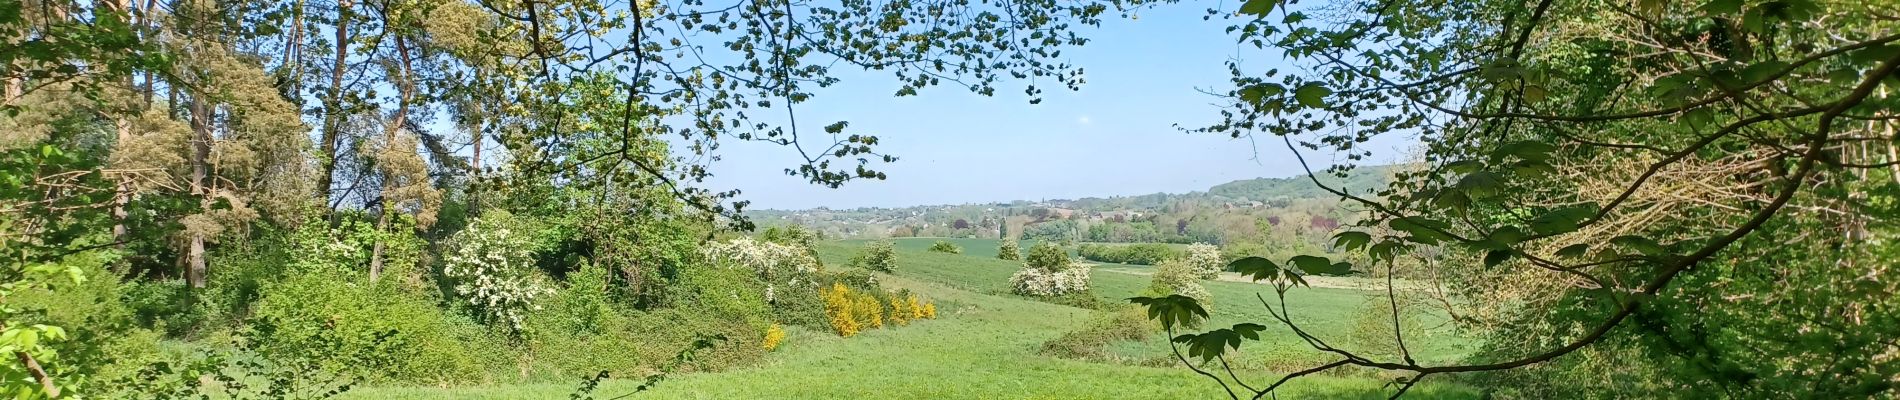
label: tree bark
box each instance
[370,34,415,282]
[317,0,353,207]
[186,94,211,288]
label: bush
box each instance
[1024,241,1070,270]
[1011,242,1093,297]
[817,283,936,337]
[853,240,898,272]
[443,212,553,333]
[249,271,499,384]
[520,262,650,380]
[703,237,821,304]
[762,324,786,351]
[1009,265,1093,297]
[1039,306,1154,360]
[1075,243,1181,265]
[820,283,883,337]
[1145,258,1212,312]
[11,255,166,396]
[927,240,962,254]
[997,240,1021,260]
[1182,243,1223,279]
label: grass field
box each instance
[349,238,1477,399]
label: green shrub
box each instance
[11,256,166,396]
[1075,243,1181,265]
[249,271,500,384]
[444,212,553,333]
[521,262,648,381]
[927,240,962,254]
[1145,258,1212,312]
[853,240,898,272]
[120,279,206,337]
[1039,306,1153,360]
[997,240,1021,260]
[1024,241,1071,271]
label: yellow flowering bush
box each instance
[820,283,863,337]
[819,283,939,336]
[888,296,913,326]
[763,324,786,351]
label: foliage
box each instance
[1023,241,1071,271]
[819,283,881,337]
[1040,306,1154,361]
[250,271,498,384]
[1076,243,1182,265]
[817,283,935,337]
[926,240,963,254]
[443,212,553,333]
[1180,243,1223,280]
[703,237,822,302]
[1145,259,1212,312]
[852,240,898,273]
[996,240,1021,261]
[762,324,785,351]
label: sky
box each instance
[699,6,1415,210]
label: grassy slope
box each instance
[349,238,1475,399]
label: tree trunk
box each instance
[186,95,212,288]
[370,35,415,282]
[108,0,135,249]
[317,0,352,207]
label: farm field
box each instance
[349,239,1476,399]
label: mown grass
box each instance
[348,238,1477,399]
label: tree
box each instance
[997,240,1022,261]
[855,240,898,273]
[1135,0,1900,397]
[927,240,962,254]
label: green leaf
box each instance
[1369,240,1404,262]
[1610,235,1666,256]
[1290,255,1352,276]
[1483,249,1512,268]
[1390,216,1456,245]
[1486,226,1527,247]
[1740,60,1789,84]
[1456,171,1505,199]
[1232,323,1268,340]
[1229,256,1281,281]
[1555,243,1590,258]
[1682,108,1714,129]
[17,330,36,350]
[1444,159,1483,174]
[1332,231,1372,252]
[1238,0,1277,17]
[1699,0,1743,15]
[1129,295,1209,330]
[1521,85,1548,103]
[1530,204,1597,235]
[1294,83,1332,108]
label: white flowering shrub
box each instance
[1183,243,1223,280]
[443,214,551,332]
[703,237,822,302]
[1148,258,1212,309]
[1009,263,1093,297]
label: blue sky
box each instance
[700,6,1414,210]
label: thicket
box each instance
[996,240,1022,260]
[1075,243,1181,265]
[1010,242,1093,297]
[927,240,962,254]
[851,240,899,272]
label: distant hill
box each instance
[1204,164,1396,202]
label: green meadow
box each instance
[350,239,1476,399]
